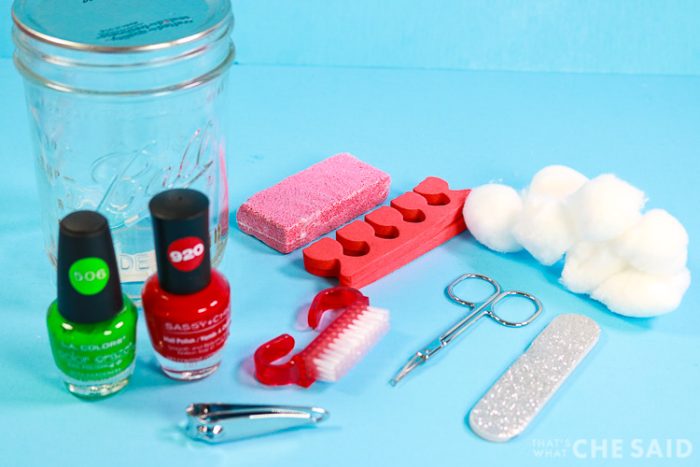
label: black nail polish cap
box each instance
[57,211,124,324]
[150,189,211,295]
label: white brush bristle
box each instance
[312,306,390,382]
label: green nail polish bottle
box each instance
[47,211,137,399]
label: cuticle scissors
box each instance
[390,273,544,386]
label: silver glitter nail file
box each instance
[469,314,600,443]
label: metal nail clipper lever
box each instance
[390,273,544,386]
[185,403,329,443]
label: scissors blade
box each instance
[389,352,428,386]
[390,336,447,386]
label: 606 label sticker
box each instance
[69,257,110,295]
[167,237,206,272]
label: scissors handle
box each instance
[486,290,544,328]
[443,274,543,344]
[447,273,501,308]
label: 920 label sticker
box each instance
[167,237,206,272]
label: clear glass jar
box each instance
[12,0,234,297]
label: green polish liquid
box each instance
[46,296,138,399]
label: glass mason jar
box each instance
[12,0,234,297]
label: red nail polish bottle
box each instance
[142,189,231,381]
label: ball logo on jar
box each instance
[167,237,206,272]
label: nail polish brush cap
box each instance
[57,211,124,324]
[150,189,212,295]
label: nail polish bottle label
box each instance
[69,257,110,295]
[167,236,206,272]
[47,300,138,383]
[149,304,230,362]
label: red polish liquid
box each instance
[142,270,230,374]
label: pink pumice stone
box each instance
[237,153,391,254]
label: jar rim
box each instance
[12,0,233,54]
[13,42,236,96]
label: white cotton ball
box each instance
[464,184,523,253]
[511,166,588,265]
[614,209,689,275]
[528,165,588,199]
[592,268,691,317]
[512,192,576,265]
[561,241,627,294]
[566,174,646,242]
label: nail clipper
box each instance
[185,403,329,443]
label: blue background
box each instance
[1,1,699,467]
[3,0,700,74]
